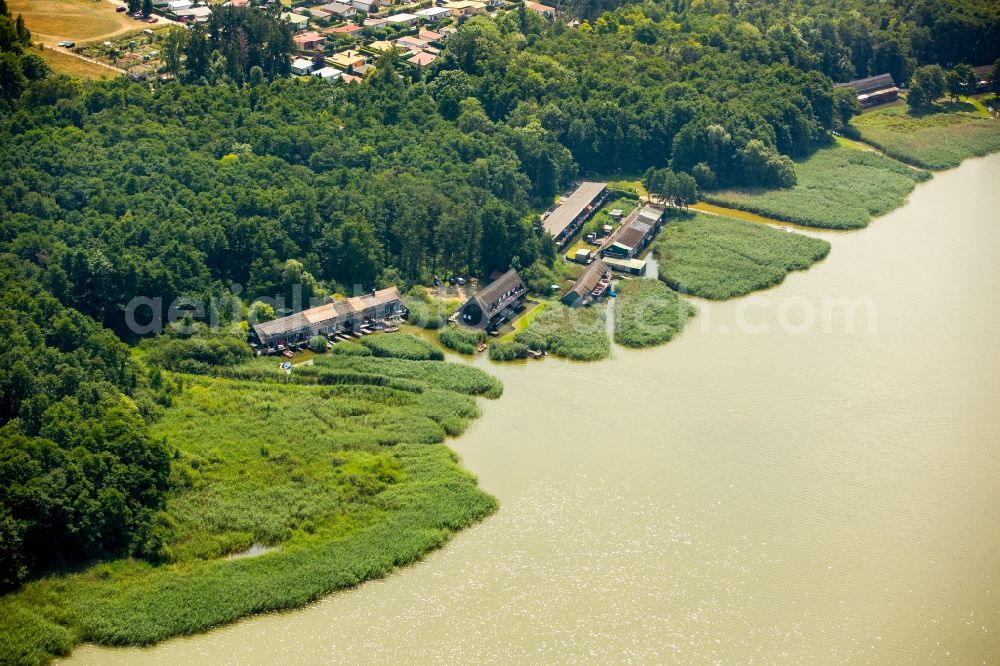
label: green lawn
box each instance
[0,357,499,665]
[654,212,831,300]
[703,144,930,229]
[613,278,695,348]
[850,103,1000,169]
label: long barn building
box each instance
[543,181,609,247]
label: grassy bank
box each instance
[704,144,930,229]
[513,302,611,361]
[654,212,831,300]
[850,104,1000,170]
[613,279,696,348]
[0,356,500,665]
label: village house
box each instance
[561,259,611,307]
[290,57,316,76]
[319,2,356,19]
[386,12,419,27]
[395,35,428,50]
[443,1,486,19]
[416,6,451,23]
[834,73,898,107]
[524,1,555,18]
[368,40,396,53]
[173,6,212,22]
[251,287,404,349]
[331,23,365,36]
[293,31,326,53]
[281,12,311,30]
[351,0,379,13]
[407,51,437,67]
[312,66,343,80]
[167,0,192,11]
[365,17,388,29]
[459,269,527,331]
[543,181,609,248]
[418,28,443,41]
[600,205,663,260]
[330,49,367,70]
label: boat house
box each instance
[543,182,609,248]
[251,287,404,349]
[600,205,664,260]
[561,259,611,307]
[834,73,899,107]
[458,268,527,331]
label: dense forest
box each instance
[1,0,999,590]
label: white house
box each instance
[416,6,451,22]
[281,12,311,29]
[291,57,316,76]
[313,66,344,80]
[351,0,379,13]
[385,12,419,27]
[167,0,192,11]
[174,6,212,21]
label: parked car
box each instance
[115,5,126,11]
[57,40,75,48]
[132,12,145,19]
[146,16,158,23]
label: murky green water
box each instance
[64,155,1000,664]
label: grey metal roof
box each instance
[543,182,608,238]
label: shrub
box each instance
[488,340,529,361]
[438,326,486,355]
[361,333,444,361]
[308,335,328,353]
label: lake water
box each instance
[65,154,1000,664]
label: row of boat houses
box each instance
[251,287,404,351]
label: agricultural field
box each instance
[514,302,611,362]
[850,103,1000,170]
[613,278,695,348]
[654,212,831,300]
[32,45,116,79]
[9,0,137,45]
[703,144,930,229]
[0,357,500,665]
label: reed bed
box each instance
[654,212,831,299]
[0,358,500,665]
[850,105,1000,170]
[438,326,486,355]
[613,279,696,348]
[704,145,930,229]
[361,333,445,361]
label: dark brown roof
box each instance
[835,73,896,95]
[570,260,609,299]
[606,205,661,251]
[469,268,525,317]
